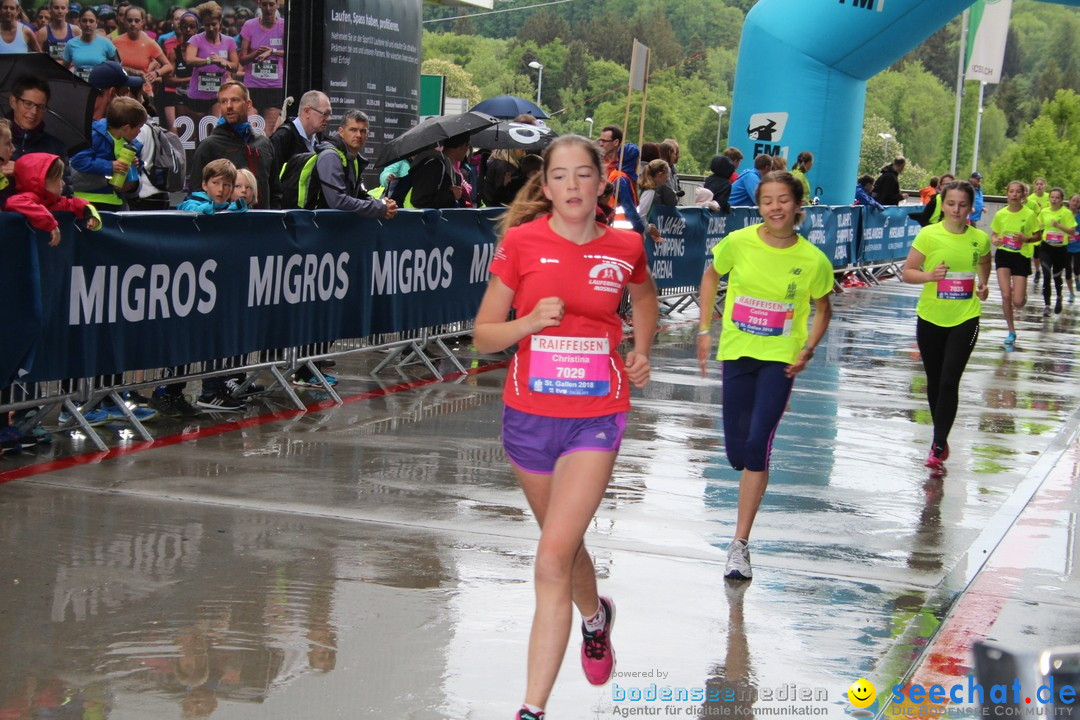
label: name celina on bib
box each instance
[529,335,610,396]
[937,272,975,300]
[731,296,794,336]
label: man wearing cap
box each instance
[189,80,278,208]
[87,61,144,120]
[4,75,70,194]
[969,171,985,226]
[96,5,118,35]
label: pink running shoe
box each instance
[581,596,616,685]
[925,443,949,475]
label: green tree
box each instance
[860,115,903,179]
[516,10,571,49]
[420,59,482,107]
[865,62,953,169]
[577,12,633,65]
[988,89,1080,192]
[630,7,682,72]
[993,75,1033,137]
[663,0,743,51]
[895,20,958,87]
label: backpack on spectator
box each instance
[278,151,321,209]
[144,123,187,193]
[279,146,354,210]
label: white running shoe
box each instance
[724,539,752,580]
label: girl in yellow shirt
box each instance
[902,181,991,475]
[990,180,1040,347]
[1037,188,1078,316]
[697,172,833,580]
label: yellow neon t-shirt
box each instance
[712,224,833,364]
[1038,206,1077,247]
[912,223,991,327]
[990,206,1039,258]
[1026,192,1049,216]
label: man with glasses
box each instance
[597,124,655,239]
[596,125,623,177]
[4,76,71,195]
[269,89,331,204]
[189,80,278,208]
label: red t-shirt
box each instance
[489,216,648,418]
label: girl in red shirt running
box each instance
[474,135,659,720]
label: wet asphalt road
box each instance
[1,276,1079,719]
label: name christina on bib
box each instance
[529,335,611,397]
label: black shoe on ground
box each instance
[1055,297,1063,314]
[150,393,200,417]
[196,391,244,412]
[125,391,153,406]
[225,377,264,398]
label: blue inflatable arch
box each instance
[729,0,1078,205]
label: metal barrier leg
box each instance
[61,397,108,452]
[107,390,153,442]
[401,341,443,380]
[304,362,342,404]
[269,365,306,411]
[371,345,407,374]
[432,337,467,375]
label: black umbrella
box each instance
[375,111,498,167]
[0,53,97,153]
[470,121,556,152]
[470,95,550,120]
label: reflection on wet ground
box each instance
[1,279,1079,718]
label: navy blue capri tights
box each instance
[722,357,795,472]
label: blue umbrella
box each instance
[470,95,549,120]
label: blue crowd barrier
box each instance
[644,204,920,292]
[859,205,923,265]
[3,204,926,388]
[1,208,503,386]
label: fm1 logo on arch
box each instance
[746,111,788,157]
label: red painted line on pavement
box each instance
[904,457,1079,694]
[0,360,509,485]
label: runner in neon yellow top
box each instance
[710,223,833,363]
[1067,193,1080,303]
[1027,177,1049,286]
[697,172,832,581]
[1025,177,1049,216]
[1036,187,1078,316]
[902,181,991,476]
[990,180,1040,346]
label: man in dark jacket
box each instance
[269,89,331,205]
[409,134,469,209]
[315,110,396,219]
[6,75,71,195]
[703,154,735,213]
[189,80,278,208]
[872,156,906,206]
